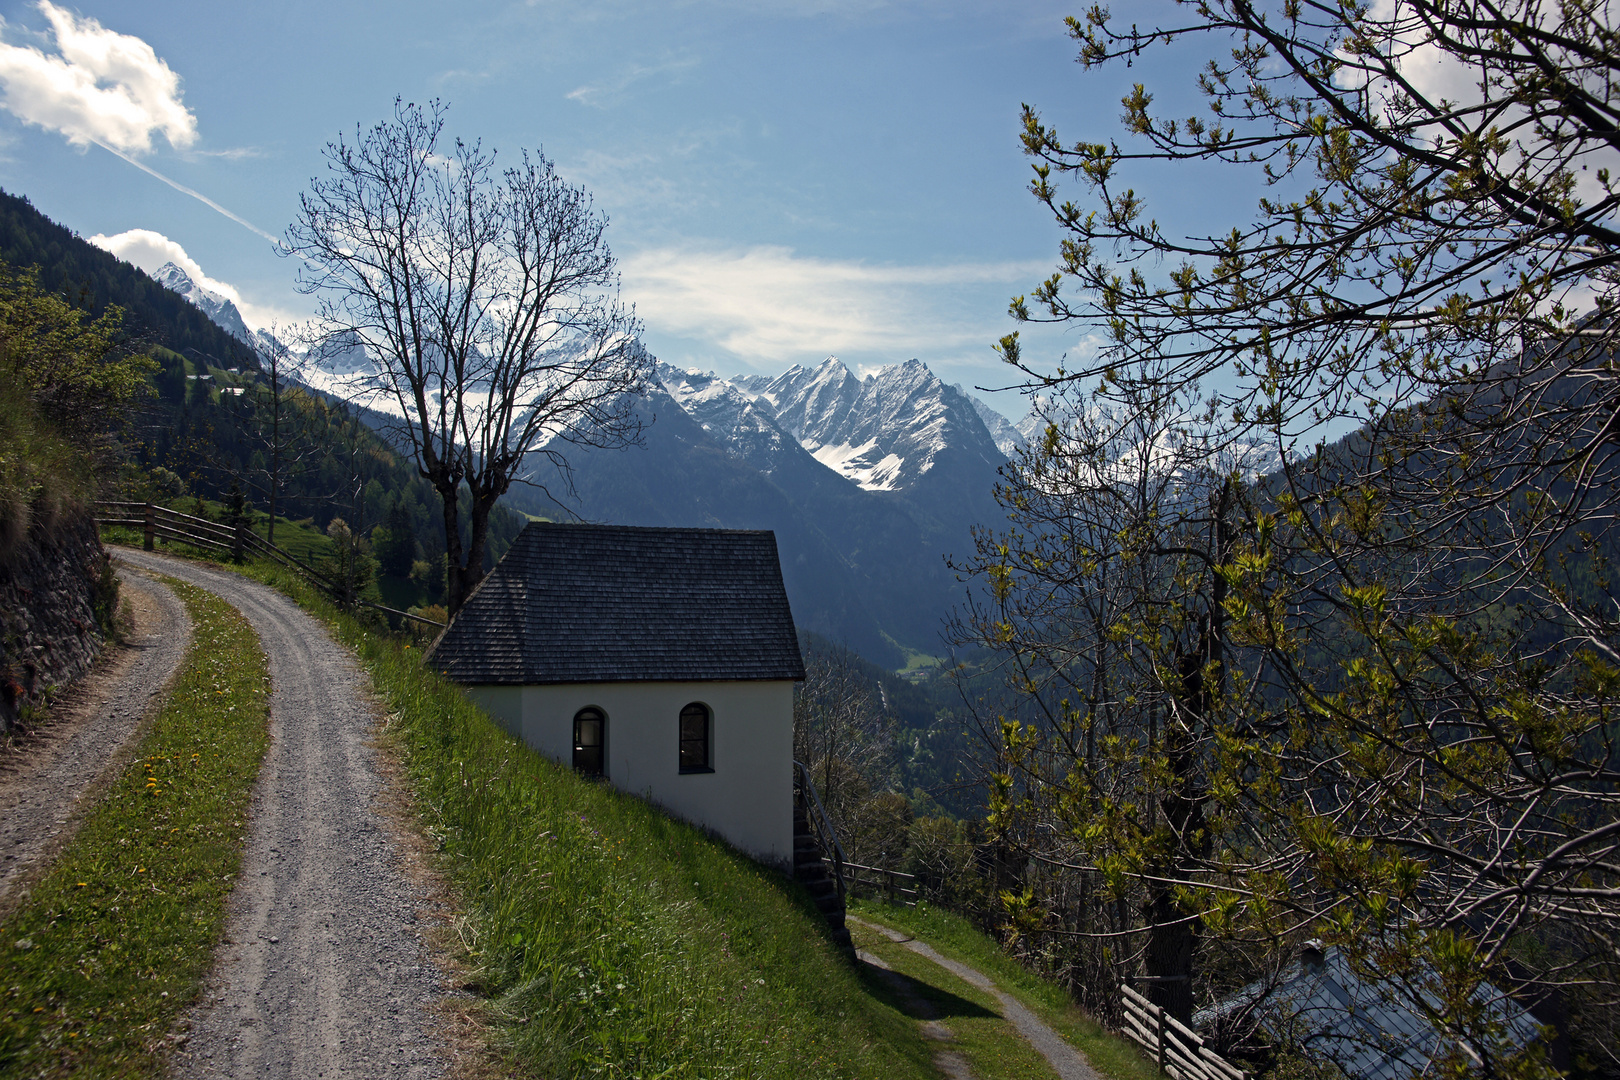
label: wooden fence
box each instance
[844,861,919,907]
[1121,983,1248,1080]
[93,501,447,630]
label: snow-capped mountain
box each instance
[749,356,1007,493]
[151,262,256,347]
[659,356,1015,497]
[307,330,377,377]
[657,363,850,492]
[1015,408,1048,446]
[956,384,1027,457]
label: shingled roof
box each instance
[427,522,806,685]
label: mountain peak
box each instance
[147,261,256,349]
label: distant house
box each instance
[427,522,806,868]
[1195,941,1543,1080]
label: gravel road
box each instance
[114,548,450,1080]
[0,568,189,910]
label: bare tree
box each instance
[287,99,652,613]
[793,641,898,861]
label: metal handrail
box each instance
[793,759,847,901]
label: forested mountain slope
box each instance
[0,189,257,369]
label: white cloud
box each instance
[87,228,301,331]
[620,243,1048,364]
[1344,1,1619,205]
[0,2,195,153]
[566,55,699,108]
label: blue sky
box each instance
[0,0,1232,418]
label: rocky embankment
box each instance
[0,515,111,733]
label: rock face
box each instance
[0,515,110,733]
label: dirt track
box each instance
[0,568,189,912]
[113,548,451,1079]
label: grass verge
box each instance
[237,561,938,1079]
[0,577,270,1077]
[849,900,1161,1080]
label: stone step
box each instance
[798,870,833,891]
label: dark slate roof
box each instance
[1194,944,1540,1080]
[428,522,806,685]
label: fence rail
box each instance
[844,861,919,906]
[93,501,447,629]
[1121,984,1247,1080]
[793,760,847,902]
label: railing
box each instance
[844,861,918,906]
[93,501,447,629]
[1121,983,1248,1080]
[793,759,847,902]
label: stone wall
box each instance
[0,514,108,733]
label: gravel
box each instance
[114,548,450,1080]
[0,566,190,910]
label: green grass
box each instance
[237,561,939,1079]
[0,578,271,1077]
[849,901,1161,1080]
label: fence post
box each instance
[143,503,155,551]
[1155,999,1166,1075]
[233,521,246,563]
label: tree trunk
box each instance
[442,488,469,615]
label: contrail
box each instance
[94,140,282,248]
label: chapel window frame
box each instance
[679,701,712,774]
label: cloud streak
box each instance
[0,2,195,153]
[93,140,279,245]
[567,56,699,107]
[620,244,1046,365]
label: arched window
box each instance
[573,707,605,777]
[679,702,711,773]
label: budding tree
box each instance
[969,0,1620,1066]
[287,99,652,613]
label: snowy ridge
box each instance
[658,357,1015,493]
[151,262,256,347]
[753,356,1008,492]
[956,384,1029,457]
[657,364,822,482]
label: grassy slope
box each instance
[850,900,1161,1080]
[241,561,939,1079]
[0,579,270,1077]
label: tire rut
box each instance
[114,548,449,1079]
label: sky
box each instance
[0,0,1242,420]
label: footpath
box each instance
[850,914,1108,1080]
